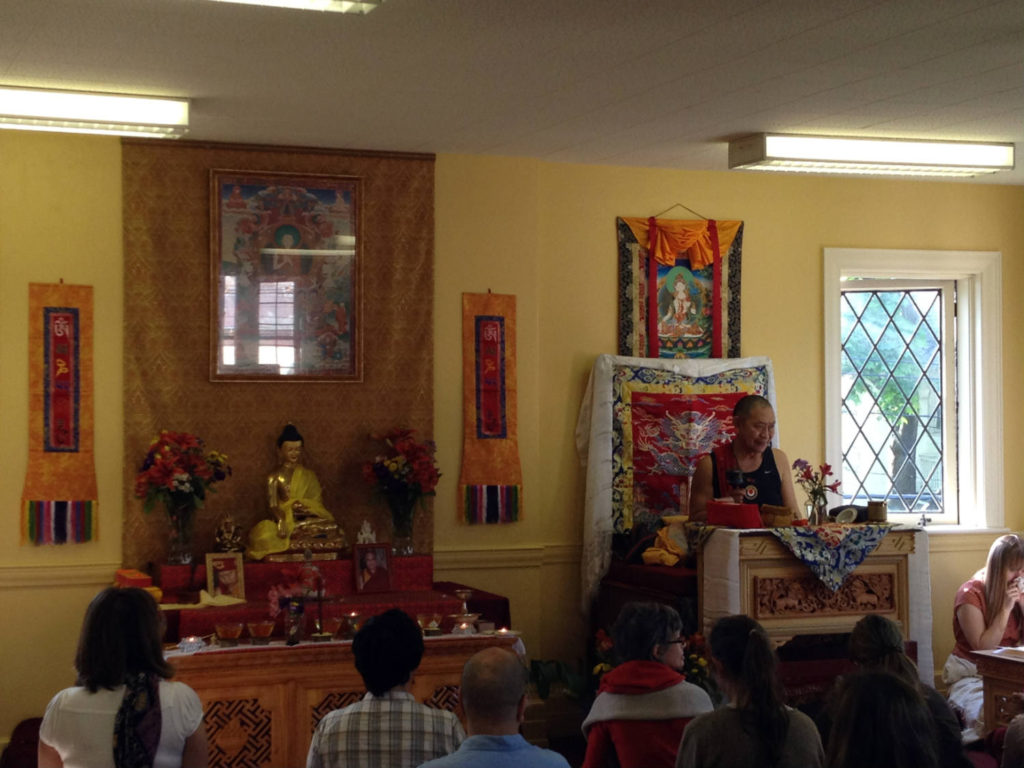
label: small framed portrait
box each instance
[206,552,245,599]
[354,543,391,593]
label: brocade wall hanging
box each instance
[21,283,98,544]
[122,141,435,567]
[458,293,522,524]
[575,354,776,608]
[617,217,743,358]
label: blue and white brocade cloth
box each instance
[770,524,892,591]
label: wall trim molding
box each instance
[926,529,1003,554]
[434,544,581,571]
[0,562,120,589]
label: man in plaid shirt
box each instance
[307,609,465,768]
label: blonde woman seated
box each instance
[581,602,713,768]
[944,534,1024,743]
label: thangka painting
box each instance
[577,355,775,608]
[617,217,743,359]
[211,170,362,381]
[610,361,771,534]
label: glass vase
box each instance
[806,498,827,526]
[386,492,416,556]
[166,501,196,565]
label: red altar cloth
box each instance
[158,555,435,602]
[157,558,513,642]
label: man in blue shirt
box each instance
[420,647,570,768]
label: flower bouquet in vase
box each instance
[792,458,840,525]
[362,428,440,556]
[134,430,231,565]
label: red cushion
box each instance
[707,501,762,528]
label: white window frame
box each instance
[824,248,1003,529]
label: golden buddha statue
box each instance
[247,424,347,561]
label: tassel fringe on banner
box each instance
[462,485,519,524]
[24,500,96,544]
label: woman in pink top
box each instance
[943,534,1024,742]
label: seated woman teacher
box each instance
[688,394,799,522]
[943,533,1024,743]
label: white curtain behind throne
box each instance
[575,354,777,612]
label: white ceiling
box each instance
[2,0,1022,183]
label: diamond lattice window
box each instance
[839,285,953,518]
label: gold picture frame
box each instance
[210,169,363,382]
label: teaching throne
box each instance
[575,354,778,630]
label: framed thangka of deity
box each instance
[616,217,743,359]
[210,170,362,381]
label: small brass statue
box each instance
[213,514,245,552]
[247,424,347,561]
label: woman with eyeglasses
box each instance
[581,602,713,768]
[676,614,823,768]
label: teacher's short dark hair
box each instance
[75,587,173,692]
[352,609,423,695]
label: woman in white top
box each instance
[39,586,207,768]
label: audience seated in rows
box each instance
[306,609,464,768]
[581,602,712,768]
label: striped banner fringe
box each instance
[463,485,520,524]
[24,500,97,544]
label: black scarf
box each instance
[113,673,162,768]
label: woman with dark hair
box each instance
[38,587,207,768]
[944,534,1024,741]
[676,614,823,768]
[581,602,712,768]
[826,671,938,768]
[818,614,970,768]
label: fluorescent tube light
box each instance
[0,86,189,139]
[729,133,1014,178]
[207,0,384,12]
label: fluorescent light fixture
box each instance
[208,0,384,12]
[729,133,1014,178]
[0,86,189,139]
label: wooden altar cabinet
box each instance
[698,526,933,681]
[171,633,520,768]
[972,647,1024,734]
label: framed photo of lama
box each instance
[210,170,363,382]
[354,543,391,593]
[206,552,245,599]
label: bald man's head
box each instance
[460,647,528,725]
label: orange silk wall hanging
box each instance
[458,293,522,523]
[21,283,98,544]
[617,217,743,358]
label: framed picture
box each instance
[206,552,245,599]
[210,170,362,382]
[354,543,391,593]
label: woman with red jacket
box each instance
[581,602,713,768]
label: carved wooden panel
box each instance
[423,683,460,711]
[206,698,273,768]
[754,573,896,619]
[310,691,364,732]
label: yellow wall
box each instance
[2,136,1022,741]
[0,133,124,736]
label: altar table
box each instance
[699,526,933,683]
[972,647,1024,734]
[170,633,520,768]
